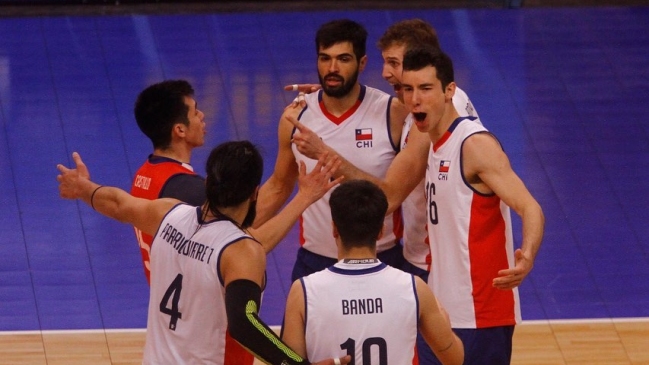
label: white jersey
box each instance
[301,260,418,364]
[425,117,521,329]
[143,204,256,365]
[400,86,479,271]
[293,85,401,258]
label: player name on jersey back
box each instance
[342,297,384,315]
[159,223,216,264]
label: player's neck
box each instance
[153,145,192,165]
[339,245,376,261]
[428,106,461,144]
[321,83,361,117]
[203,202,248,227]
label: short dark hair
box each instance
[134,80,194,150]
[204,141,263,209]
[315,19,367,61]
[329,180,388,249]
[403,46,455,91]
[377,18,441,52]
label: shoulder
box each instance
[224,237,265,258]
[452,86,479,118]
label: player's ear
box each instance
[332,221,339,239]
[358,55,368,72]
[173,123,186,137]
[444,81,457,102]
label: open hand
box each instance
[56,152,91,200]
[296,152,343,204]
[493,248,533,289]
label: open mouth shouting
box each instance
[412,112,427,122]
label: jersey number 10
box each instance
[340,337,387,365]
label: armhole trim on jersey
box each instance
[459,130,501,197]
[386,95,400,153]
[411,275,420,330]
[300,277,308,334]
[216,235,256,287]
[292,105,309,139]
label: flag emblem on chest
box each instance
[355,128,373,141]
[439,160,451,173]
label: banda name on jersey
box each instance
[159,223,215,264]
[342,298,383,315]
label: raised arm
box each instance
[462,133,545,289]
[250,155,343,253]
[254,107,303,227]
[416,277,464,365]
[57,152,177,236]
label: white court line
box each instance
[1,317,648,336]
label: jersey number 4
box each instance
[160,274,183,330]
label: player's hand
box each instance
[287,115,328,160]
[284,83,321,109]
[56,152,91,200]
[493,248,533,289]
[296,152,343,204]
[311,355,352,365]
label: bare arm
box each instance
[282,279,308,358]
[222,241,350,365]
[291,118,428,214]
[416,277,464,365]
[250,156,343,253]
[57,152,177,236]
[254,107,303,227]
[462,133,545,289]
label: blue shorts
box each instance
[290,242,405,281]
[417,326,515,365]
[401,259,429,282]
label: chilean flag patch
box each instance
[355,128,373,141]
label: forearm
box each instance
[251,193,311,253]
[226,280,309,365]
[89,185,138,224]
[434,334,464,365]
[254,180,294,228]
[520,201,545,261]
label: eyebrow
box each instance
[318,52,354,59]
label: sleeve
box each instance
[225,279,309,365]
[160,173,206,206]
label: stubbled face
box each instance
[401,65,452,134]
[317,41,364,98]
[183,96,206,147]
[381,43,407,101]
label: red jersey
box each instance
[130,155,198,284]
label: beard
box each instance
[319,69,359,98]
[241,199,257,229]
